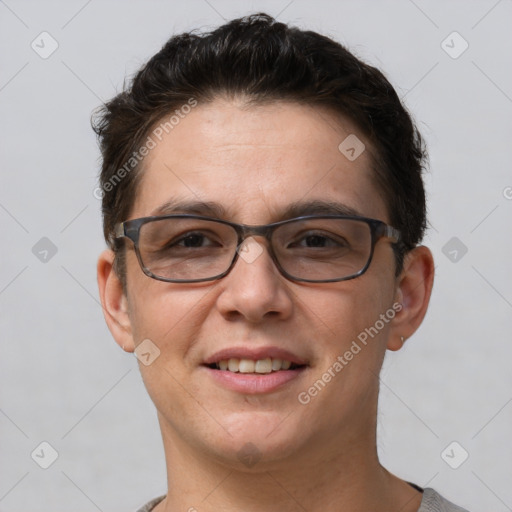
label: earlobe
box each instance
[387,246,435,351]
[97,249,135,353]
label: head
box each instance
[94,14,434,471]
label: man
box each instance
[94,13,469,512]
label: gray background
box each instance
[1,1,511,511]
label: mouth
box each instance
[202,348,309,394]
[206,357,304,373]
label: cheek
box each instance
[127,266,214,358]
[292,283,393,432]
[300,277,395,403]
[304,280,391,346]
[127,282,217,419]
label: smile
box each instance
[202,349,308,394]
[208,357,302,373]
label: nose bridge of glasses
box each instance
[236,223,274,244]
[233,224,280,269]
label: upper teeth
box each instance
[217,358,292,373]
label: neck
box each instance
[154,416,421,512]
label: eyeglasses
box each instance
[114,214,401,283]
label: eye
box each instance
[290,231,349,249]
[301,234,342,248]
[175,232,213,248]
[164,230,221,250]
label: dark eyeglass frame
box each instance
[114,214,401,284]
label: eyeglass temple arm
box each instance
[114,223,125,239]
[382,225,401,244]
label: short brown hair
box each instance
[92,13,427,287]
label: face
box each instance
[101,99,417,470]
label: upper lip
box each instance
[203,346,308,366]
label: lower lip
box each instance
[203,366,306,394]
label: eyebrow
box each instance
[149,198,362,221]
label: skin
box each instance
[97,99,434,512]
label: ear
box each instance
[387,246,435,351]
[97,249,135,352]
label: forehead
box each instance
[131,99,388,223]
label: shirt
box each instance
[135,487,470,511]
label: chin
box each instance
[212,410,308,461]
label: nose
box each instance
[216,237,294,323]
